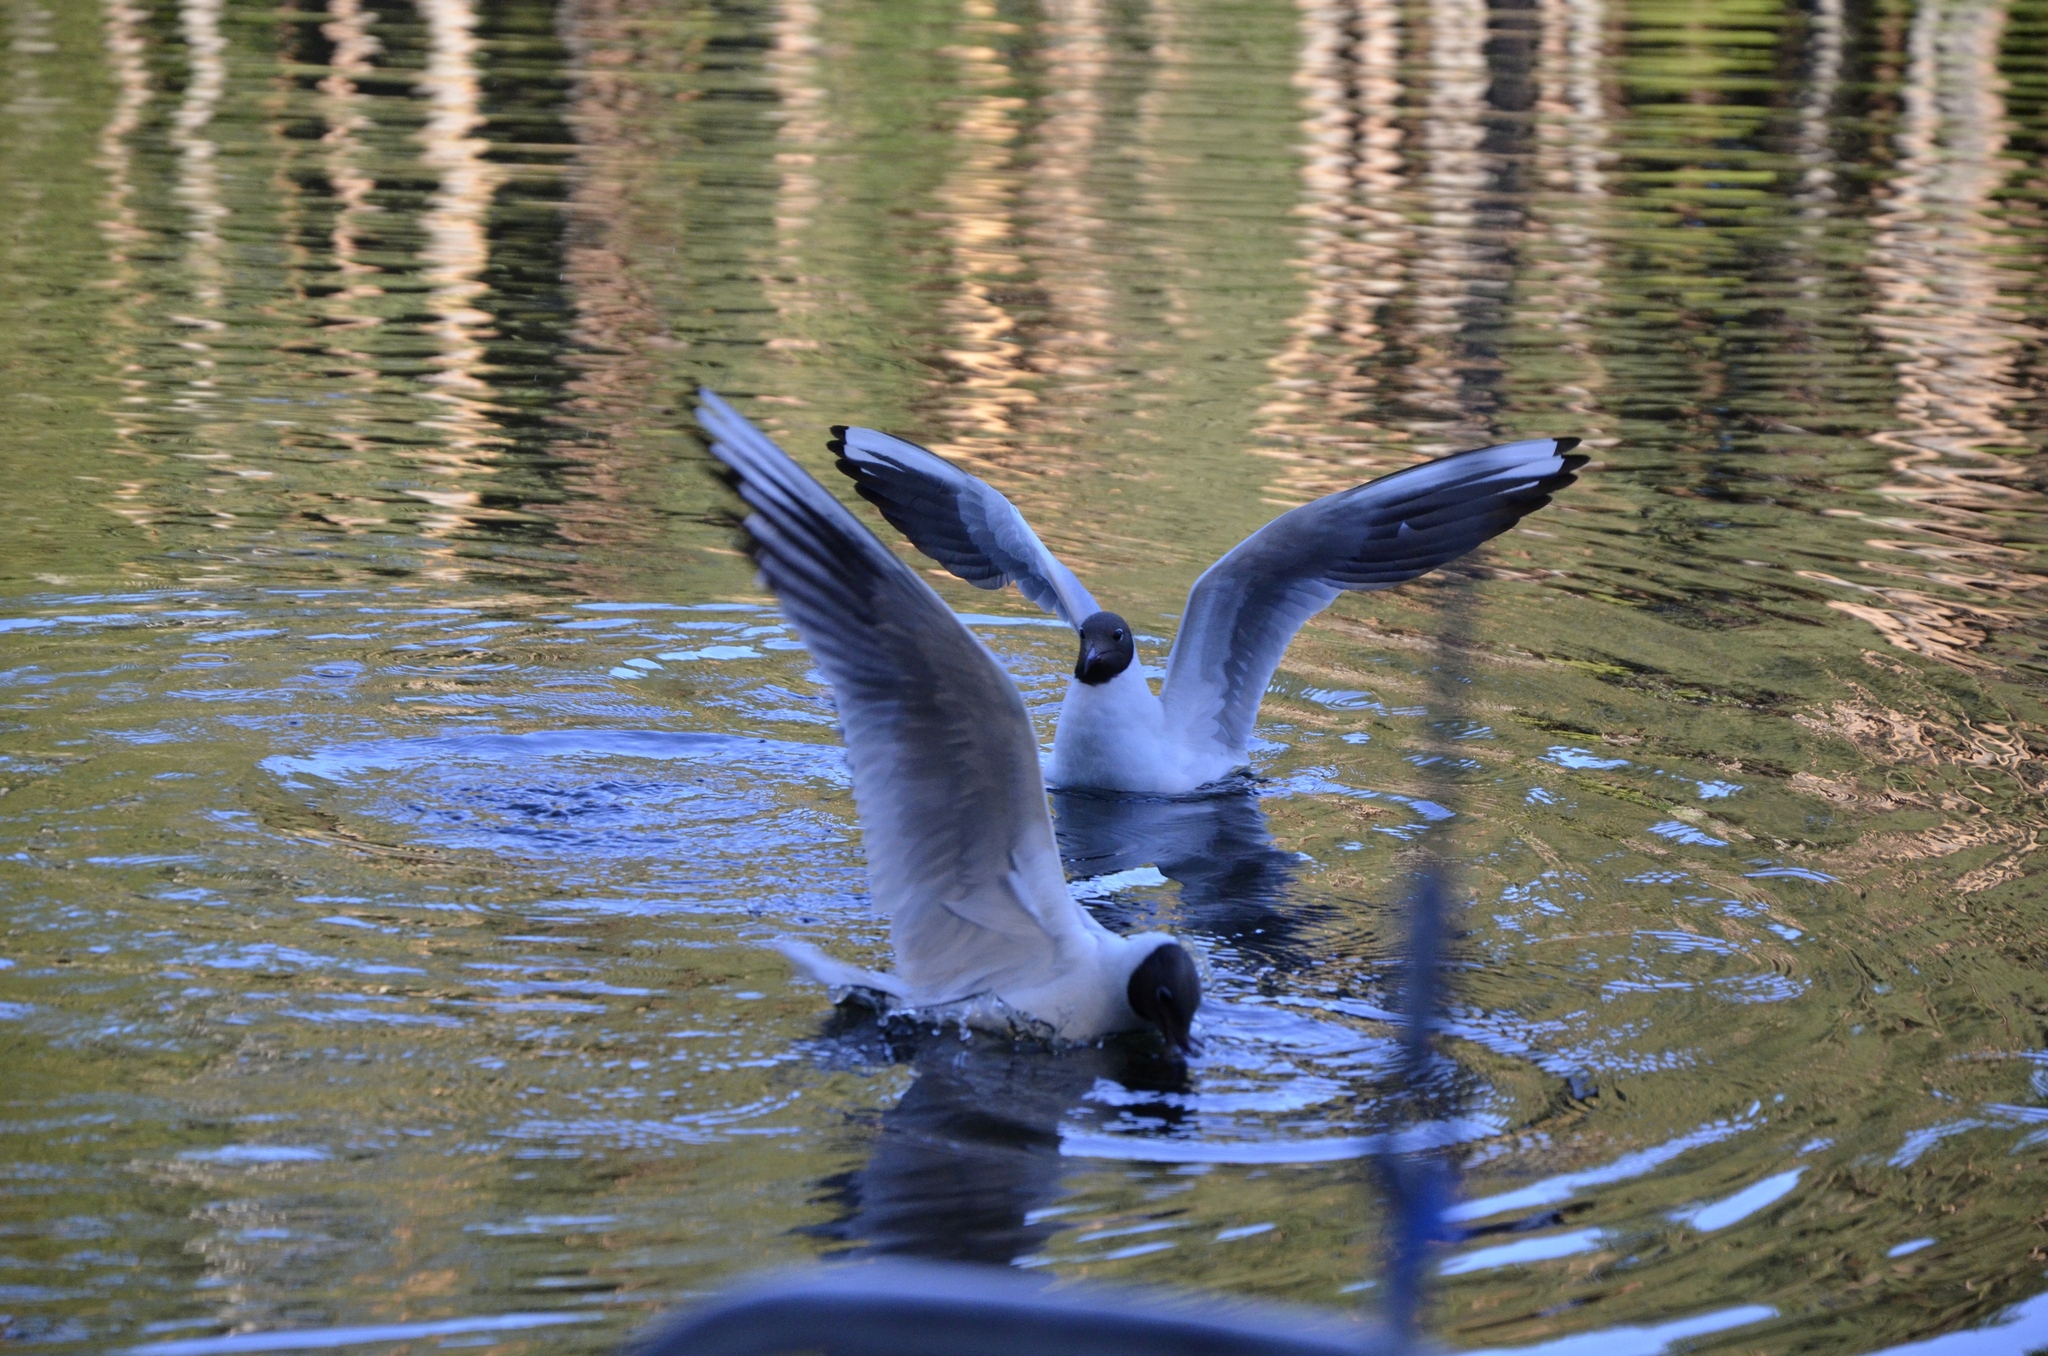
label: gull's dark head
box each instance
[1126,941,1202,1060]
[1074,611,1135,686]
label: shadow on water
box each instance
[1053,785,1322,961]
[810,1019,1189,1266]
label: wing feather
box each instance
[696,392,1093,999]
[831,427,1100,628]
[1161,438,1586,763]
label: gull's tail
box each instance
[773,939,909,1009]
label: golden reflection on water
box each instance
[1128,0,1196,350]
[550,0,695,584]
[1260,0,1620,503]
[314,0,385,325]
[296,0,391,548]
[164,0,244,552]
[170,0,227,314]
[1019,0,1117,393]
[932,0,1038,449]
[1258,0,1410,470]
[1843,0,2044,670]
[1794,0,1843,211]
[95,0,150,259]
[764,0,825,352]
[1406,0,1493,444]
[94,0,159,542]
[1520,0,1612,436]
[411,0,510,559]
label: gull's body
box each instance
[696,392,1201,1053]
[833,429,1587,795]
[1049,659,1189,792]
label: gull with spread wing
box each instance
[833,428,1587,794]
[696,391,1201,1057]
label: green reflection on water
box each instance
[0,0,2044,1352]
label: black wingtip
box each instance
[1549,437,1589,480]
[700,461,763,563]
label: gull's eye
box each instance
[1114,629,1126,642]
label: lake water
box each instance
[2,0,2046,1352]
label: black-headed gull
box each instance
[833,428,1586,794]
[697,390,1201,1056]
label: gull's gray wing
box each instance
[1161,438,1587,765]
[831,426,1099,628]
[697,392,1096,1001]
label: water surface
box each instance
[2,0,2046,1352]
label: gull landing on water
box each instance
[833,427,1587,795]
[695,391,1201,1057]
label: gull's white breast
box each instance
[1049,666,1239,795]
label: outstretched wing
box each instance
[1161,438,1587,765]
[831,426,1099,628]
[697,392,1098,1000]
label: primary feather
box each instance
[833,426,1100,629]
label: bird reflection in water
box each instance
[813,1020,1189,1265]
[1052,783,1324,964]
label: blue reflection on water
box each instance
[123,1312,597,1355]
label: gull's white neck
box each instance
[992,928,1173,1042]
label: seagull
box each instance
[832,427,1587,794]
[696,390,1202,1057]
